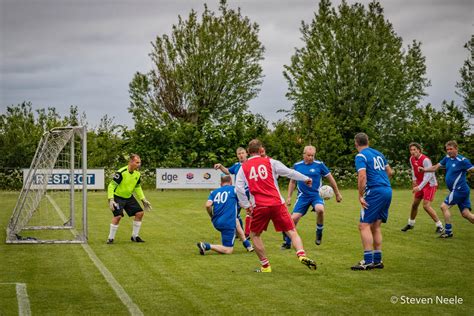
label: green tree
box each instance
[262,120,302,166]
[129,0,264,126]
[0,102,43,168]
[455,36,473,117]
[407,102,470,161]
[0,102,123,168]
[127,0,267,168]
[283,0,429,166]
[87,115,126,168]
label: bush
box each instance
[0,168,23,190]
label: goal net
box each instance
[6,126,88,244]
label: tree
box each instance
[127,0,267,168]
[403,101,470,161]
[0,102,43,168]
[283,0,430,166]
[129,0,264,126]
[87,115,126,168]
[455,36,473,117]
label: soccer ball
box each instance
[319,185,334,200]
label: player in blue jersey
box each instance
[197,175,253,255]
[214,147,248,176]
[419,140,474,238]
[351,133,393,270]
[214,147,251,236]
[282,145,342,249]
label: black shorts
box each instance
[113,195,143,217]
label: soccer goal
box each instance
[6,126,88,244]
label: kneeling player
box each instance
[197,175,253,255]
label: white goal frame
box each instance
[6,126,88,244]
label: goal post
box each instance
[6,126,88,244]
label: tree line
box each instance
[1,0,472,189]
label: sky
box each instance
[0,0,472,129]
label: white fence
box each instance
[156,168,222,189]
[23,169,105,189]
[21,168,225,190]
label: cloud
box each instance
[1,0,472,127]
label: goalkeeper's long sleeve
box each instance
[134,185,145,201]
[107,181,119,199]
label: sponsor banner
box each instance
[23,169,105,190]
[156,168,222,189]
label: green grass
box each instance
[0,189,473,315]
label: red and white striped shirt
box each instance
[410,154,437,189]
[235,155,309,208]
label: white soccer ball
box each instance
[319,185,334,200]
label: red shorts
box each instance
[250,204,295,234]
[414,185,437,201]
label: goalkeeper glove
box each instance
[109,199,119,211]
[142,199,152,211]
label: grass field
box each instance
[0,189,473,315]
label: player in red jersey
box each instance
[235,139,317,272]
[401,142,444,233]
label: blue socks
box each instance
[316,224,323,234]
[364,250,373,264]
[204,242,211,250]
[284,235,291,246]
[243,239,251,248]
[445,223,452,234]
[373,250,382,264]
[282,232,291,246]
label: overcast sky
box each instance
[0,0,472,128]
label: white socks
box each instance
[109,222,142,239]
[108,224,119,240]
[132,221,142,237]
[409,219,443,228]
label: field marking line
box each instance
[16,283,31,316]
[46,195,144,316]
[81,243,144,316]
[0,282,31,316]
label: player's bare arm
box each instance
[326,173,342,202]
[385,165,394,178]
[419,163,441,173]
[286,179,296,206]
[213,163,230,175]
[205,200,213,217]
[357,169,368,209]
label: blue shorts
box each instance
[219,228,236,247]
[360,187,392,224]
[444,189,471,212]
[293,194,324,216]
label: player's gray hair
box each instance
[303,145,316,154]
[236,147,246,153]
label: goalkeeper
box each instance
[106,154,152,244]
